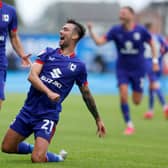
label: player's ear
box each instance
[72,31,79,41]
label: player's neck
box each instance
[123,21,135,31]
[60,47,75,57]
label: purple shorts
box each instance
[10,111,57,143]
[117,70,145,93]
[0,70,6,100]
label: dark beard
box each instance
[60,43,68,50]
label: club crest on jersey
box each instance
[50,68,62,78]
[2,14,9,22]
[68,63,77,72]
[133,32,141,40]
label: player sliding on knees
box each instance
[1,19,106,163]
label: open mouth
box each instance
[60,36,64,40]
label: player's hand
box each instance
[96,119,106,138]
[21,54,32,67]
[87,22,93,32]
[47,91,60,102]
[152,63,160,72]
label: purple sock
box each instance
[46,152,63,162]
[155,88,166,106]
[149,89,154,110]
[18,142,34,154]
[121,103,130,123]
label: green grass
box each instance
[0,93,168,168]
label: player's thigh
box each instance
[117,70,129,101]
[1,128,25,152]
[31,137,49,162]
[0,70,6,102]
[31,118,57,162]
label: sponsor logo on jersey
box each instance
[2,14,9,22]
[121,41,138,54]
[50,68,62,79]
[40,75,62,89]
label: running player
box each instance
[87,6,159,135]
[144,22,168,119]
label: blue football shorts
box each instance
[146,58,162,82]
[147,70,161,82]
[0,70,6,100]
[117,69,145,93]
[10,111,58,143]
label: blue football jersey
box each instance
[105,24,152,72]
[0,2,18,70]
[21,48,88,121]
[145,34,168,75]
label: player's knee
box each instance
[133,98,141,105]
[31,151,46,163]
[1,141,13,153]
[120,97,128,104]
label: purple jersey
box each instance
[0,2,17,70]
[145,34,168,81]
[105,24,152,72]
[21,48,88,121]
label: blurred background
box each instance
[4,0,168,94]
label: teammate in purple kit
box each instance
[87,6,159,135]
[1,19,106,163]
[144,22,168,119]
[0,1,31,110]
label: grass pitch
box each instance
[0,93,168,168]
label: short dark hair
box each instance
[122,6,135,15]
[66,19,86,42]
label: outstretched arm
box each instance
[28,62,60,102]
[87,22,107,46]
[79,85,106,137]
[9,30,31,67]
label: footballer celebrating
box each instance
[1,19,106,163]
[87,6,159,135]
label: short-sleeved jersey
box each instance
[21,47,88,121]
[145,34,168,60]
[105,24,152,72]
[0,2,17,70]
[145,34,168,75]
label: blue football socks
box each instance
[18,142,63,162]
[155,88,166,106]
[149,89,154,110]
[18,142,34,154]
[46,152,63,162]
[121,103,130,123]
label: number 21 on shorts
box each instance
[41,119,55,133]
